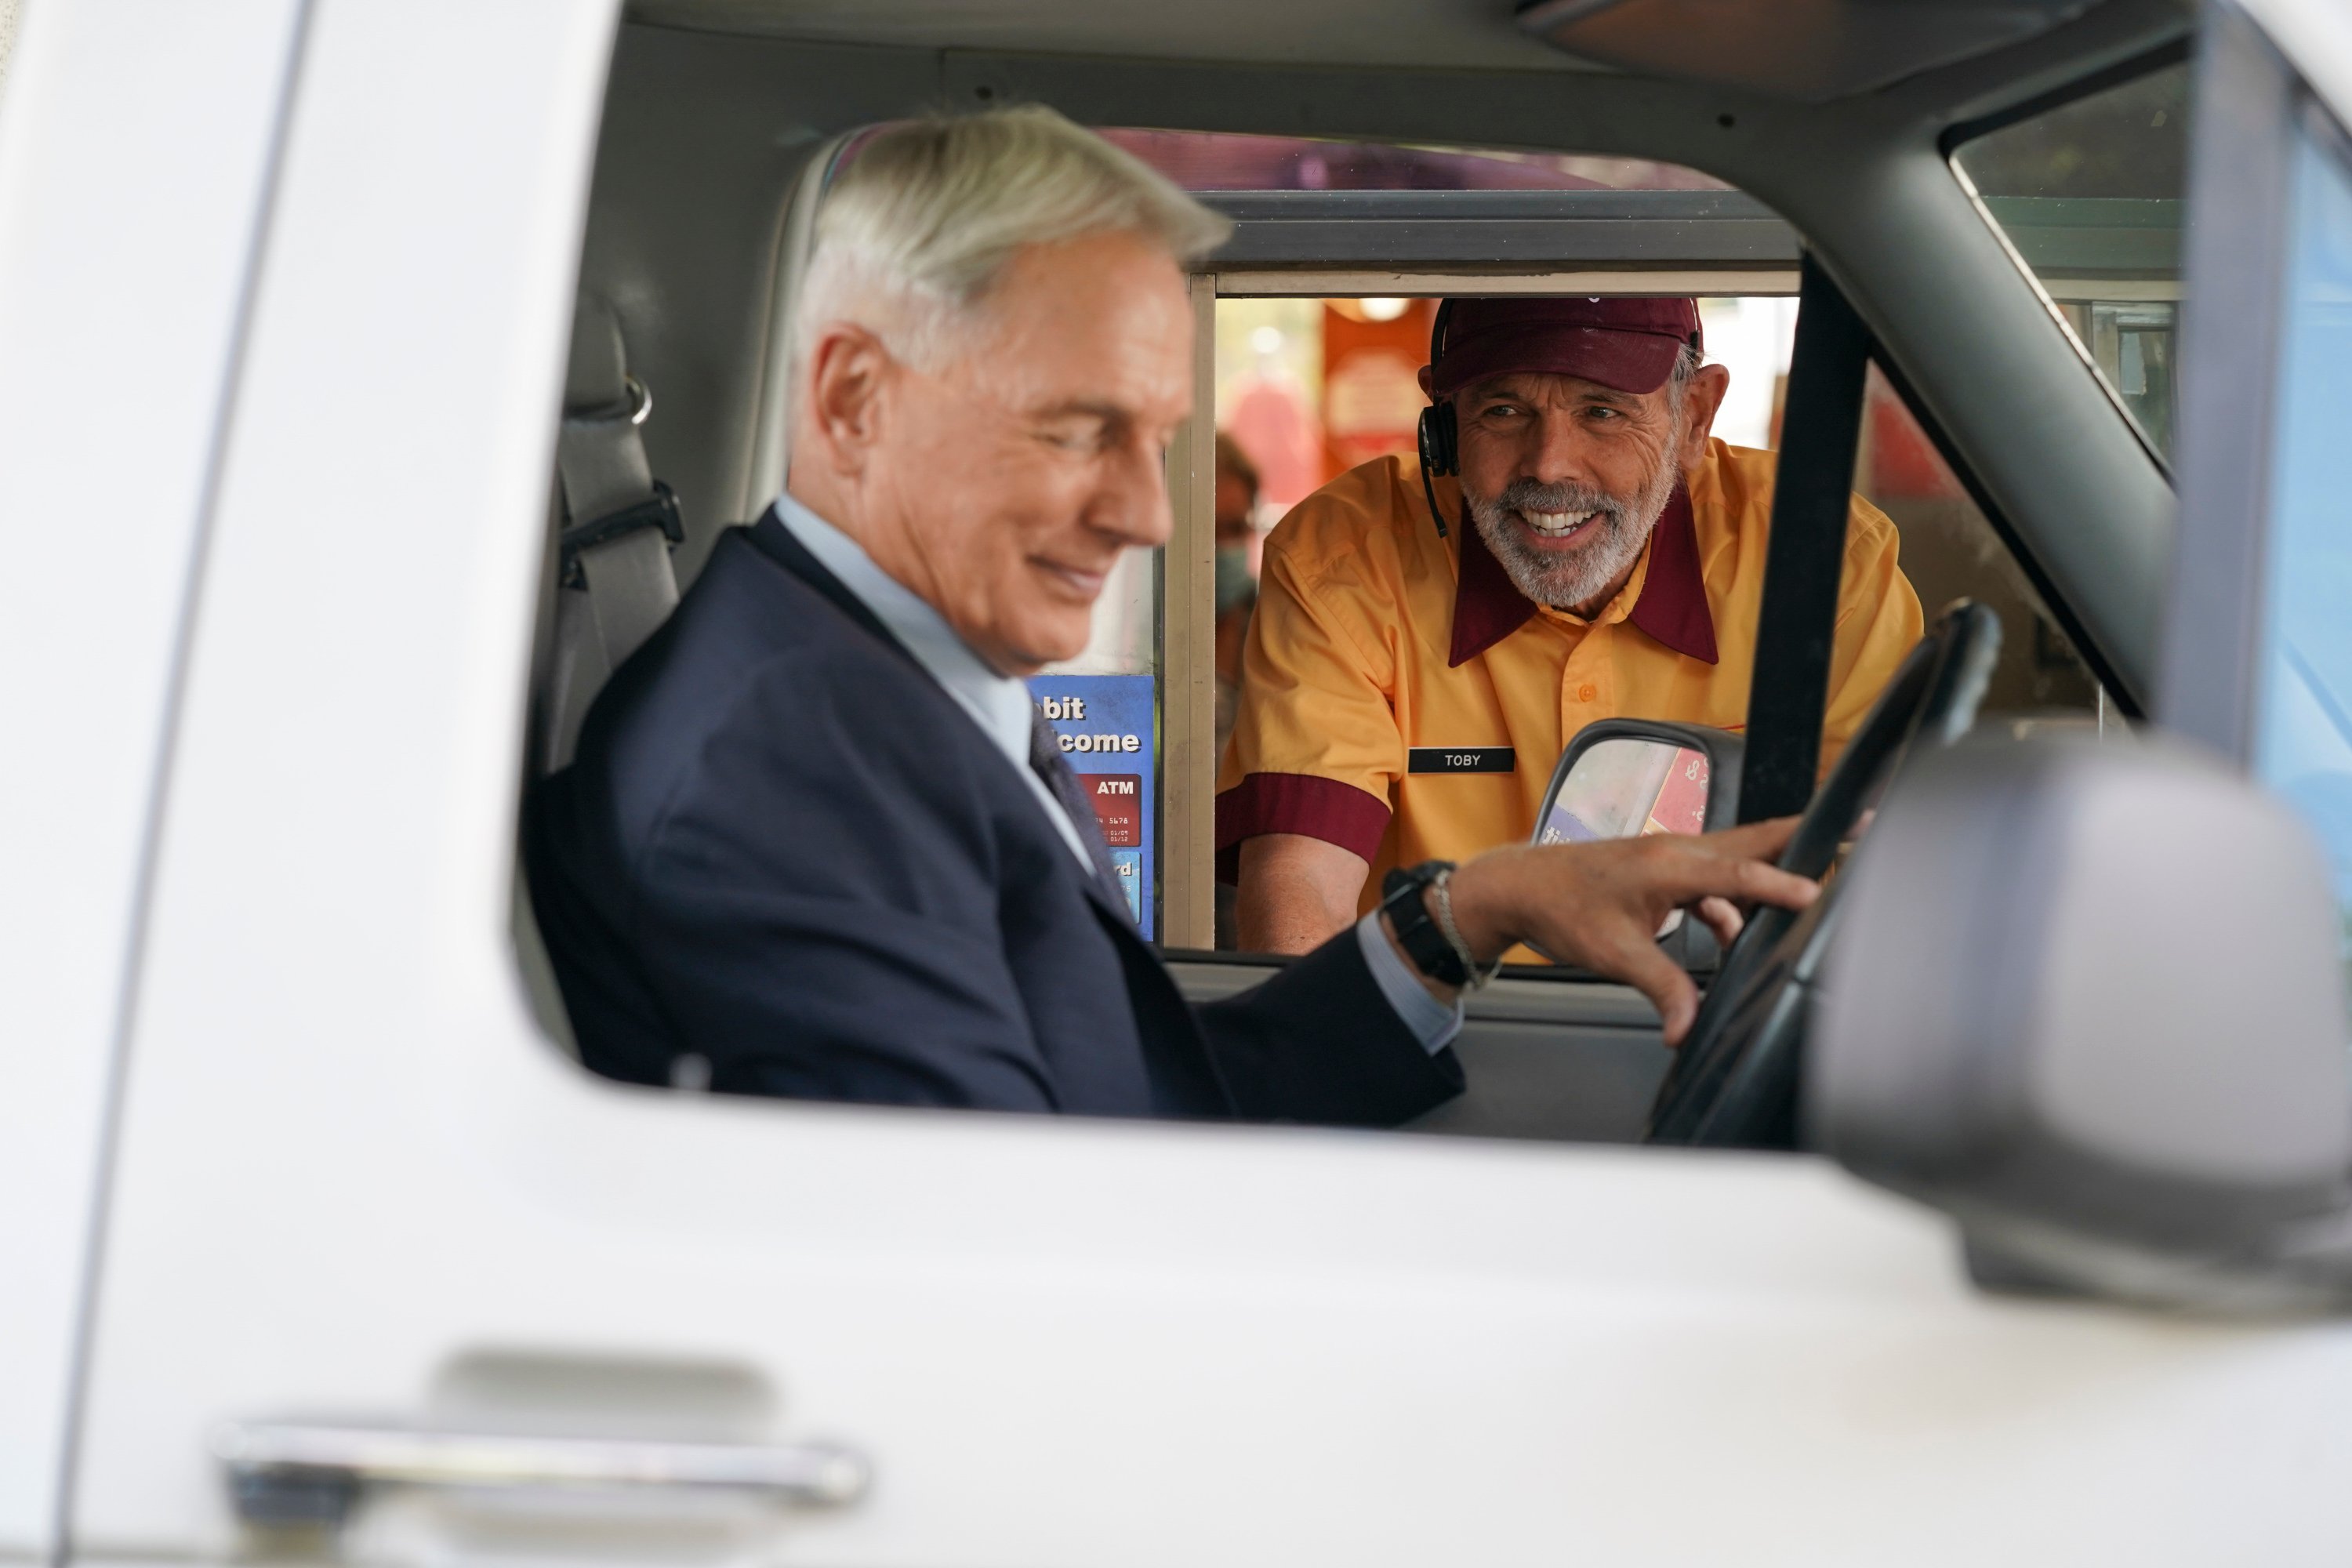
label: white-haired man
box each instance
[524,107,1817,1120]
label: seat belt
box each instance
[1737,253,1875,823]
[543,300,682,771]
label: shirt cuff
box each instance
[1354,909,1465,1054]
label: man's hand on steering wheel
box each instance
[1410,820,1821,1045]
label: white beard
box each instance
[1468,423,1684,614]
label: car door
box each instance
[0,0,310,1557]
[49,2,2352,1565]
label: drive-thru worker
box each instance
[1218,295,1924,953]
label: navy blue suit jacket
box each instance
[524,510,1464,1123]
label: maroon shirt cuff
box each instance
[1214,772,1392,884]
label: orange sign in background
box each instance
[1321,298,1438,482]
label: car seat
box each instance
[515,295,687,1060]
[535,295,684,775]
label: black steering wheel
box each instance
[1643,601,2003,1149]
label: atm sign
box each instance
[1088,774,1142,847]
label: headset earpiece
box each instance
[1417,299,1461,537]
[1425,299,1459,475]
[1416,403,1457,478]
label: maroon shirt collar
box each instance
[1446,480,1720,668]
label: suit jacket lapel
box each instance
[745,506,1234,1116]
[1076,869,1138,930]
[748,506,1143,926]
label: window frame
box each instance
[1940,41,2194,481]
[1169,267,1803,952]
[2158,1,2341,763]
[1159,187,1809,947]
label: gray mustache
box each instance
[1492,478,1628,524]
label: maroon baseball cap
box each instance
[1427,296,1703,398]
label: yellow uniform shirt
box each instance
[1215,440,1924,910]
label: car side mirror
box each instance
[1534,720,1744,970]
[1812,735,2352,1312]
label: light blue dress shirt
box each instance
[771,495,1462,1054]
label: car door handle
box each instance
[212,1417,871,1526]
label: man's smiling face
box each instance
[869,229,1196,675]
[1449,361,1726,615]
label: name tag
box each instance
[1408,746,1516,775]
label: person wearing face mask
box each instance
[1218,295,1925,956]
[1212,431,1262,754]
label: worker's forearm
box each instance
[1233,833,1367,953]
[1235,880,1357,953]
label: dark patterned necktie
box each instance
[1029,710,1132,916]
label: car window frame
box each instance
[1940,40,2193,481]
[2159,0,2332,762]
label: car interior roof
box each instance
[630,0,1612,73]
[586,0,2190,706]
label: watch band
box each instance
[1427,869,1499,990]
[1381,860,1469,988]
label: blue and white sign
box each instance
[1027,674,1156,937]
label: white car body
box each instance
[4,2,2351,1563]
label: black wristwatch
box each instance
[1380,859,1469,987]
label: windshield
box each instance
[1951,61,2190,464]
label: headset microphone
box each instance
[1415,299,1463,540]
